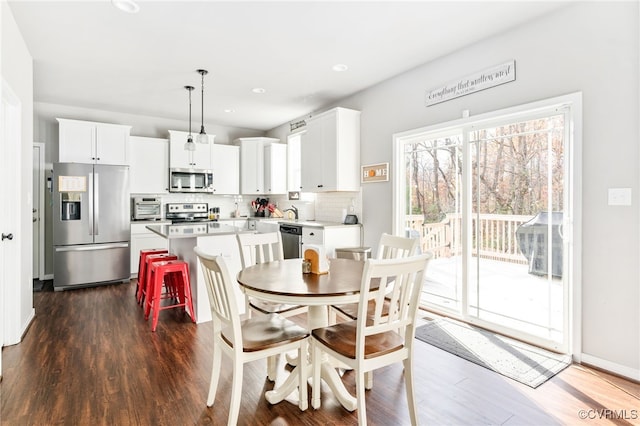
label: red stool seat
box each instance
[144,260,196,331]
[136,248,169,302]
[139,253,178,306]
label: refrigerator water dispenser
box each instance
[61,193,82,221]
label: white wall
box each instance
[1,2,35,343]
[268,2,640,379]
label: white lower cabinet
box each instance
[255,220,281,234]
[301,226,361,258]
[130,222,170,276]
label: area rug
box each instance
[415,318,571,388]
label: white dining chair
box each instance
[331,232,419,321]
[237,232,308,377]
[236,232,307,317]
[194,247,309,425]
[330,233,421,389]
[311,253,432,426]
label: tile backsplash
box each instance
[131,191,362,223]
[314,192,362,223]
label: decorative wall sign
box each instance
[361,163,389,183]
[425,60,516,107]
[289,119,306,132]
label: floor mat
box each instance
[415,317,571,388]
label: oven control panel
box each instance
[166,203,208,213]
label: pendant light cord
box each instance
[201,72,204,132]
[188,87,193,137]
[184,85,194,146]
[197,69,208,142]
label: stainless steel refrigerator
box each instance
[53,163,130,291]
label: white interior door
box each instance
[2,78,23,370]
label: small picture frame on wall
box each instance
[361,163,389,183]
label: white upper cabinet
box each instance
[168,130,214,170]
[236,137,264,195]
[58,118,131,165]
[234,137,286,195]
[301,107,361,192]
[287,132,303,192]
[211,144,240,194]
[264,143,287,194]
[129,136,169,194]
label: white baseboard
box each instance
[20,309,36,340]
[43,273,53,280]
[4,309,35,347]
[580,353,640,381]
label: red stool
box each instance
[139,253,178,306]
[144,260,196,332]
[136,248,169,301]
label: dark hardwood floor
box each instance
[2,280,638,425]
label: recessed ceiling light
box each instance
[224,108,235,113]
[332,64,349,72]
[112,0,140,13]
[252,87,266,94]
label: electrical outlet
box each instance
[608,188,632,206]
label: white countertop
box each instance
[146,222,254,239]
[249,217,361,228]
[277,220,361,228]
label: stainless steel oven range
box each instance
[166,202,210,223]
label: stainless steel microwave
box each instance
[169,168,214,193]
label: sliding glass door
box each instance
[468,113,566,346]
[403,131,464,313]
[395,96,577,352]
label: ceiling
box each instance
[8,1,569,131]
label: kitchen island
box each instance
[146,222,255,323]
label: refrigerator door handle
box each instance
[55,242,129,252]
[94,172,99,236]
[88,171,94,236]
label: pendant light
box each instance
[196,69,209,144]
[184,85,196,151]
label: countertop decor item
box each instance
[303,244,328,274]
[343,214,358,225]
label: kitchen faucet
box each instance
[283,205,299,220]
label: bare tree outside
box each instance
[403,114,565,264]
[405,115,564,224]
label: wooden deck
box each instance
[422,255,564,343]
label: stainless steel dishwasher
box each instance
[279,224,302,259]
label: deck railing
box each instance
[406,213,532,264]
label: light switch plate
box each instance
[608,188,632,206]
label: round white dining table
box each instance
[236,257,370,411]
